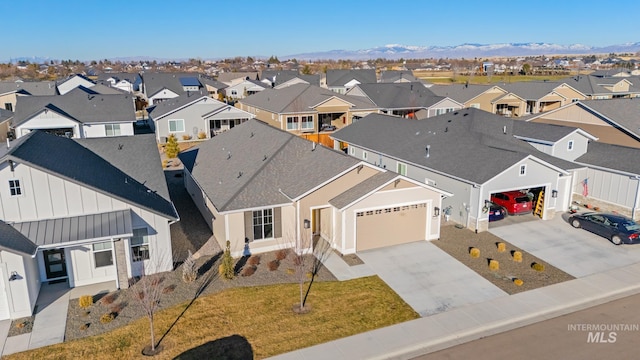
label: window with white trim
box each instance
[469,103,480,109]
[253,209,273,240]
[131,228,150,262]
[9,179,21,196]
[105,124,121,137]
[168,119,185,132]
[519,164,527,176]
[567,140,574,151]
[93,241,113,267]
[397,162,407,176]
[301,115,313,130]
[286,116,299,130]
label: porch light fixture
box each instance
[303,219,310,229]
[434,207,440,217]
[552,190,558,198]
[8,271,18,281]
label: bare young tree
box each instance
[135,271,165,354]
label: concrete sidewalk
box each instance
[270,262,640,360]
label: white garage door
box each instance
[0,267,10,320]
[356,203,428,252]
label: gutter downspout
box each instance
[476,184,483,233]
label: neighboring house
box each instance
[217,72,259,85]
[324,69,377,94]
[493,82,586,117]
[527,98,640,149]
[430,84,507,113]
[142,72,205,105]
[260,70,320,89]
[346,82,463,119]
[12,87,137,139]
[147,93,255,141]
[198,76,228,99]
[573,142,640,221]
[0,81,59,113]
[0,108,13,142]
[56,74,96,95]
[179,119,449,257]
[332,109,582,232]
[224,78,269,100]
[0,131,178,320]
[511,121,598,161]
[560,75,640,99]
[236,84,377,133]
[96,72,143,93]
[379,70,421,83]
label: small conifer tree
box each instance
[165,134,180,158]
[220,240,235,280]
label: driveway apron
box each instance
[357,241,506,317]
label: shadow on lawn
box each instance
[156,252,221,349]
[173,334,253,360]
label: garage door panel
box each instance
[356,204,427,251]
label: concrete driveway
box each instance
[489,212,640,278]
[357,241,506,317]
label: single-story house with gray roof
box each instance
[332,109,585,232]
[179,119,450,257]
[12,87,137,139]
[0,131,178,320]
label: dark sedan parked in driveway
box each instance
[569,212,640,245]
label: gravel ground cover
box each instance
[434,225,575,294]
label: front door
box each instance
[43,249,67,279]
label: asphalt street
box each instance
[415,292,640,360]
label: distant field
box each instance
[414,70,575,84]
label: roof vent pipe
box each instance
[425,145,430,158]
[312,142,316,151]
[503,125,507,134]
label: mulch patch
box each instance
[434,225,575,294]
[8,315,35,337]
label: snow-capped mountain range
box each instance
[286,42,640,60]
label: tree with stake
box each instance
[136,272,165,355]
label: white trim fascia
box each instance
[153,96,209,120]
[465,85,508,104]
[491,91,527,104]
[483,155,568,185]
[555,83,587,99]
[573,161,640,178]
[311,95,356,109]
[219,203,293,216]
[431,97,464,109]
[19,108,80,127]
[37,235,130,250]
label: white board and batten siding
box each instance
[83,123,135,138]
[0,161,173,282]
[0,251,40,319]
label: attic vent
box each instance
[227,151,231,160]
[238,171,243,178]
[425,145,431,158]
[453,111,459,115]
[463,113,469,117]
[118,144,123,150]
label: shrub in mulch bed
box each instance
[267,259,280,271]
[247,255,261,266]
[99,292,117,306]
[100,313,115,324]
[163,284,177,294]
[240,265,257,277]
[275,249,288,261]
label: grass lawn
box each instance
[6,276,418,360]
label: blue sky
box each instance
[2,0,638,61]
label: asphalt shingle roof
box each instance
[239,84,376,113]
[575,142,640,175]
[2,131,177,220]
[0,81,58,96]
[0,220,37,255]
[12,87,136,127]
[180,119,360,212]
[332,108,577,184]
[512,121,581,143]
[329,171,397,209]
[143,72,203,98]
[352,82,446,109]
[429,84,500,104]
[578,98,640,139]
[326,69,377,87]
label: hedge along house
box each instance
[0,131,178,320]
[179,119,449,257]
[332,109,582,232]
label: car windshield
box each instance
[622,221,640,231]
[514,196,529,203]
